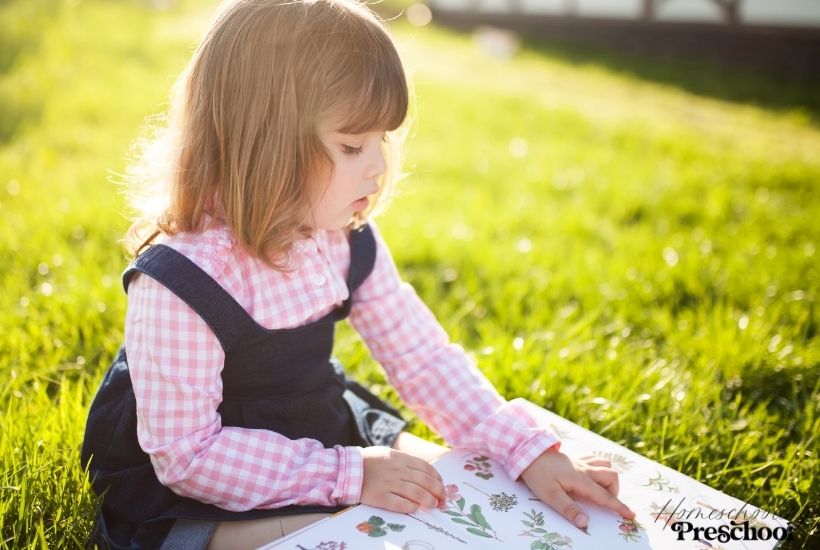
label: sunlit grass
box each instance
[1,0,817,547]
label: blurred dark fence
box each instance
[428,8,820,82]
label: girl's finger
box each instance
[573,476,635,520]
[396,479,440,509]
[415,458,445,486]
[405,458,446,499]
[586,467,620,497]
[400,475,443,508]
[384,490,422,514]
[580,457,612,468]
[535,482,589,530]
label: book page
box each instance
[261,410,790,549]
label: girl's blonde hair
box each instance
[124,0,411,267]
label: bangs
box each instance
[319,14,409,135]
[334,62,408,134]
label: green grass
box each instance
[1,0,818,547]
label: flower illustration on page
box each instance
[519,508,573,549]
[463,454,493,480]
[643,471,679,493]
[437,484,462,511]
[591,451,633,473]
[464,481,518,512]
[438,484,502,541]
[356,515,406,537]
[617,518,644,543]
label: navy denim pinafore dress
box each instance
[81,224,407,548]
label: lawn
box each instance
[1,0,817,547]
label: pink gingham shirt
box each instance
[125,219,560,512]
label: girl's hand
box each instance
[520,447,635,530]
[360,446,446,514]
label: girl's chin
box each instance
[312,216,354,232]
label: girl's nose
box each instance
[364,143,387,180]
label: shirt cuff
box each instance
[505,433,561,482]
[332,446,364,505]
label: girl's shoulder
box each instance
[155,218,238,282]
[146,219,266,318]
[148,221,354,325]
[129,220,389,329]
[149,219,384,282]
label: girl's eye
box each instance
[341,133,386,155]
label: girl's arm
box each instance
[348,223,560,482]
[126,273,363,511]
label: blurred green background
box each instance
[1,0,817,547]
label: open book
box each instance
[261,408,790,549]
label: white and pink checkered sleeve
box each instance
[348,223,560,482]
[125,272,363,511]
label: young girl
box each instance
[81,0,635,548]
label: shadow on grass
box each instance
[517,35,820,125]
[720,359,819,432]
[412,8,820,126]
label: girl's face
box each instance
[309,116,387,231]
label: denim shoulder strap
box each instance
[122,245,255,353]
[347,223,377,295]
